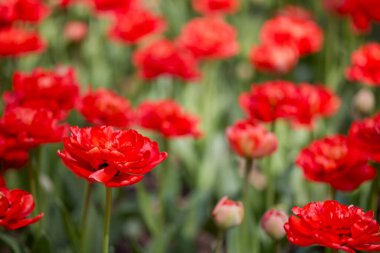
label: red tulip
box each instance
[192,0,239,16]
[285,200,380,253]
[0,27,45,57]
[58,126,168,187]
[348,113,380,164]
[346,43,380,86]
[226,120,277,158]
[0,131,29,171]
[260,16,323,56]
[91,0,139,13]
[0,187,43,230]
[0,107,68,148]
[276,5,313,21]
[176,17,239,60]
[137,100,202,138]
[0,0,48,26]
[133,39,200,81]
[78,89,134,128]
[109,7,166,45]
[249,43,299,74]
[296,135,376,191]
[3,67,80,117]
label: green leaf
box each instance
[0,233,23,253]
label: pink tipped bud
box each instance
[64,21,88,43]
[212,196,244,229]
[226,120,278,158]
[353,88,375,115]
[261,209,288,240]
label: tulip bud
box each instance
[261,209,288,240]
[212,196,244,229]
[353,88,375,115]
[226,120,278,158]
[64,21,88,43]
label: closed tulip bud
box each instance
[64,21,88,43]
[212,196,244,229]
[353,88,375,115]
[261,209,288,240]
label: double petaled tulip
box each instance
[58,126,168,187]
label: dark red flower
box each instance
[239,81,340,127]
[64,21,88,42]
[133,39,200,81]
[0,107,68,148]
[78,88,134,128]
[285,200,380,253]
[260,16,323,56]
[0,131,29,171]
[137,100,202,138]
[0,0,48,26]
[176,17,239,60]
[226,119,277,158]
[348,113,380,163]
[3,67,80,117]
[0,27,45,57]
[296,135,376,191]
[109,7,166,45]
[91,0,139,13]
[58,126,168,187]
[0,187,43,230]
[192,0,239,16]
[346,43,380,86]
[249,43,299,74]
[324,0,380,33]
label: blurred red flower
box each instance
[324,0,380,33]
[137,100,202,138]
[226,119,277,158]
[176,17,239,60]
[346,43,380,86]
[109,7,166,45]
[348,113,380,163]
[239,81,340,127]
[0,187,43,230]
[58,126,168,187]
[78,89,134,128]
[285,200,380,253]
[0,107,68,148]
[0,131,29,171]
[260,16,323,56]
[133,39,200,81]
[249,43,299,74]
[0,0,48,26]
[276,5,313,21]
[296,135,376,191]
[0,27,45,57]
[64,21,88,42]
[91,0,139,13]
[192,0,239,16]
[3,67,80,117]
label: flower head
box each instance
[261,209,288,240]
[212,196,244,229]
[296,135,376,191]
[285,200,380,253]
[0,0,48,26]
[192,0,239,16]
[0,187,43,230]
[78,89,134,128]
[133,39,200,81]
[176,17,239,60]
[226,120,277,158]
[137,100,201,138]
[58,126,168,187]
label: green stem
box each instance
[103,187,113,253]
[213,230,224,253]
[329,187,337,200]
[266,122,276,208]
[80,183,93,253]
[326,247,338,253]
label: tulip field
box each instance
[1,0,380,253]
